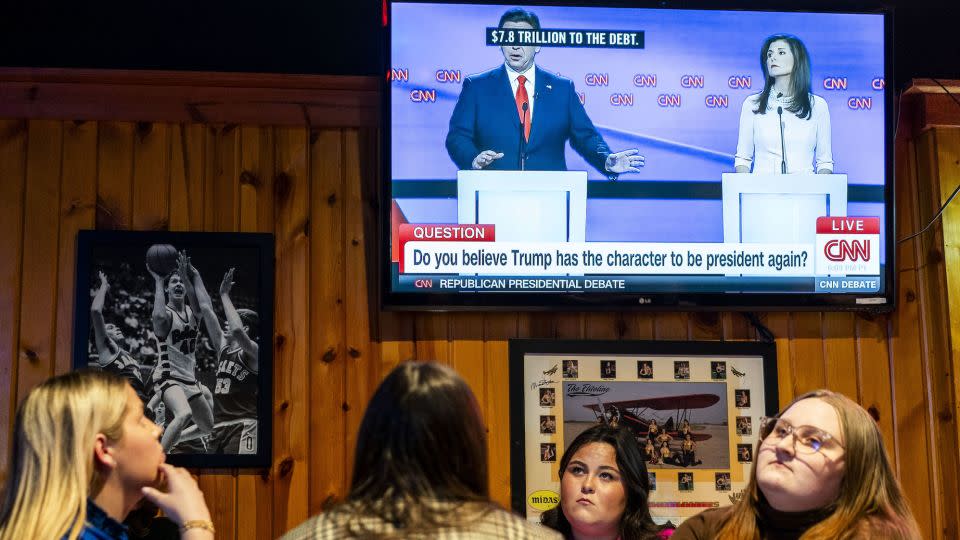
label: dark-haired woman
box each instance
[542,424,672,540]
[672,390,920,539]
[281,362,559,539]
[734,34,833,175]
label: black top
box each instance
[671,494,833,540]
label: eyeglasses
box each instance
[758,417,843,454]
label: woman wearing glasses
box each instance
[672,389,920,539]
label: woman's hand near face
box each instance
[141,463,214,538]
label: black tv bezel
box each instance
[379,0,896,312]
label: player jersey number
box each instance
[214,377,231,394]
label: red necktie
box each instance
[515,75,530,142]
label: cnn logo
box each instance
[823,239,870,262]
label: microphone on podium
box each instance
[776,95,786,174]
[519,101,529,170]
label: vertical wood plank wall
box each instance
[0,105,957,537]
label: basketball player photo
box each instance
[72,230,274,468]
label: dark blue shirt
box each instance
[67,500,129,540]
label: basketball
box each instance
[146,244,178,275]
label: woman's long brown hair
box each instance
[716,390,921,540]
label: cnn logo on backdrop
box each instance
[815,217,880,275]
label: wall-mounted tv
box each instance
[381,0,894,311]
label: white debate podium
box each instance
[722,173,848,245]
[456,170,588,242]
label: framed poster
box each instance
[72,230,274,468]
[509,339,778,526]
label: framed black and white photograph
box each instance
[72,230,274,468]
[509,340,778,526]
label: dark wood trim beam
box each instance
[903,78,960,136]
[0,68,381,127]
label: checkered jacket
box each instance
[278,502,562,540]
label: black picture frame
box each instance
[509,339,778,524]
[72,230,274,469]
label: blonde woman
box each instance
[0,370,214,540]
[672,389,920,540]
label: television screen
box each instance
[381,0,893,310]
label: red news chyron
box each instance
[397,224,495,273]
[815,217,880,234]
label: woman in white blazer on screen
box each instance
[735,34,833,175]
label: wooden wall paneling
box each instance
[821,313,858,401]
[95,122,135,230]
[15,120,63,400]
[272,127,311,536]
[763,313,794,408]
[519,312,561,339]
[195,124,240,540]
[131,123,171,231]
[855,314,896,458]
[620,313,655,340]
[449,313,486,404]
[307,128,348,515]
[929,128,960,538]
[889,131,937,539]
[131,123,172,229]
[584,312,619,340]
[414,313,451,363]
[234,125,277,540]
[378,311,413,378]
[789,313,826,395]
[0,119,27,476]
[483,313,518,508]
[654,313,689,340]
[553,312,583,339]
[342,128,382,483]
[211,126,240,232]
[169,124,206,231]
[232,126,274,540]
[912,130,954,539]
[721,313,754,341]
[688,312,723,341]
[53,120,98,376]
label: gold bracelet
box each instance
[181,519,216,534]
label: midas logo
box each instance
[824,239,870,262]
[528,490,560,511]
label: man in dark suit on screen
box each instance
[445,8,644,178]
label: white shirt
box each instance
[505,62,536,122]
[734,93,833,174]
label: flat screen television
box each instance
[381,0,894,311]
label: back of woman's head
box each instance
[0,370,129,540]
[348,362,489,518]
[719,389,920,540]
[542,424,663,539]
